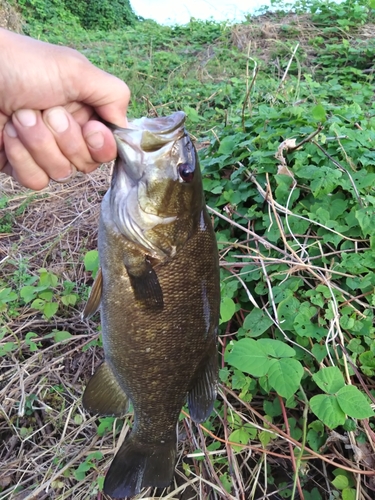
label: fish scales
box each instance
[82,111,220,498]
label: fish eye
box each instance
[178,163,194,183]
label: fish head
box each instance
[109,111,204,259]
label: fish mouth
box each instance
[109,112,186,258]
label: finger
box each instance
[0,150,10,175]
[43,107,100,174]
[3,121,50,190]
[82,120,117,164]
[43,108,116,172]
[12,109,73,181]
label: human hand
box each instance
[0,28,130,190]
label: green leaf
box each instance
[84,250,99,273]
[31,298,45,311]
[268,358,304,399]
[219,473,232,494]
[0,288,17,303]
[243,308,273,337]
[53,330,72,343]
[277,297,301,330]
[332,475,349,490]
[311,344,328,363]
[43,302,58,319]
[257,339,296,358]
[39,290,53,301]
[342,488,356,500]
[218,135,237,155]
[355,208,375,237]
[336,385,374,419]
[61,294,77,306]
[312,367,345,394]
[228,428,250,452]
[183,106,202,123]
[39,270,58,287]
[312,104,326,122]
[310,394,346,429]
[263,398,282,417]
[220,296,236,324]
[225,339,269,377]
[20,285,39,303]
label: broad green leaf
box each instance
[303,487,323,500]
[307,427,326,452]
[39,270,58,288]
[257,338,296,358]
[263,399,282,417]
[183,106,202,123]
[332,475,349,490]
[355,208,375,237]
[243,308,273,337]
[87,451,103,461]
[43,302,58,319]
[31,298,45,311]
[39,291,53,301]
[220,296,236,324]
[219,473,232,494]
[312,104,326,122]
[217,135,237,155]
[311,344,328,363]
[228,428,250,452]
[310,168,341,197]
[342,488,356,500]
[294,309,325,340]
[84,250,99,273]
[61,294,77,306]
[268,358,304,399]
[225,339,269,377]
[0,288,17,303]
[20,286,39,303]
[53,330,72,343]
[312,367,345,394]
[310,394,346,429]
[97,417,116,437]
[277,297,301,330]
[336,385,374,419]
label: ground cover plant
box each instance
[1,0,375,498]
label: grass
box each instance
[2,0,375,498]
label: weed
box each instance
[2,0,375,498]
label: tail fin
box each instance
[103,434,176,498]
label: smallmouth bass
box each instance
[82,111,220,498]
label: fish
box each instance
[82,111,220,498]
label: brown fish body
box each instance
[83,112,220,498]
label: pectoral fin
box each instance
[187,343,218,423]
[126,258,163,310]
[83,361,129,417]
[82,268,102,319]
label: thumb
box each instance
[74,63,130,128]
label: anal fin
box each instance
[83,361,129,417]
[82,268,102,319]
[188,342,218,423]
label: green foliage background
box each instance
[2,0,375,498]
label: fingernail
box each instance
[15,109,37,127]
[4,122,18,138]
[54,164,77,183]
[46,108,69,133]
[85,131,104,149]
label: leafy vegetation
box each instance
[2,0,375,498]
